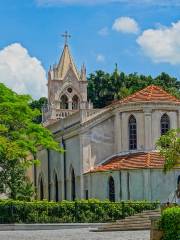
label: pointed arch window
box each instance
[54,173,59,202]
[60,95,68,109]
[177,175,180,186]
[109,177,115,202]
[129,115,137,150]
[71,168,76,201]
[72,95,79,110]
[161,114,170,135]
[40,177,44,200]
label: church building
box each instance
[35,35,180,203]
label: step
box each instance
[91,225,151,232]
[111,220,151,226]
[101,222,151,228]
[91,209,160,232]
[116,215,159,223]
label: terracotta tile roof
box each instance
[89,152,165,173]
[111,85,180,106]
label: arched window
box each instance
[0,183,4,193]
[71,168,76,201]
[177,175,180,186]
[40,177,44,200]
[72,95,79,110]
[129,115,137,150]
[161,114,170,135]
[60,95,68,109]
[109,176,115,202]
[54,173,59,202]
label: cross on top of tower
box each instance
[61,31,71,45]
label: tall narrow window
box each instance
[129,115,137,150]
[109,177,115,202]
[60,95,68,109]
[85,190,88,200]
[40,178,44,200]
[54,173,59,202]
[0,183,4,194]
[161,114,170,135]
[72,95,79,110]
[71,168,76,201]
[177,175,180,186]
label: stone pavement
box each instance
[0,228,149,240]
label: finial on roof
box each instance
[61,31,71,45]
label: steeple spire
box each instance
[54,31,79,80]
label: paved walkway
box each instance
[0,228,150,240]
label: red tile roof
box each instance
[89,152,165,173]
[111,85,180,106]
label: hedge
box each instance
[160,206,180,240]
[0,199,159,223]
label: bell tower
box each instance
[43,32,92,123]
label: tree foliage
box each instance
[156,129,180,172]
[30,97,48,123]
[88,68,180,108]
[0,83,62,199]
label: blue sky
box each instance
[0,0,180,98]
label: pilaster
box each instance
[143,170,152,201]
[68,101,72,110]
[79,132,91,199]
[178,109,180,128]
[143,108,152,151]
[114,112,122,153]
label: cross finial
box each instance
[61,31,71,45]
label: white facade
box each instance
[35,42,180,203]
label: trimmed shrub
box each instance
[160,206,180,240]
[0,199,159,223]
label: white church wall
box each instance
[150,169,178,203]
[36,149,49,200]
[129,170,144,200]
[49,150,64,201]
[88,171,120,201]
[90,118,114,166]
[80,132,91,173]
[65,135,81,200]
[86,169,180,202]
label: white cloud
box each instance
[98,27,109,36]
[36,0,180,6]
[96,54,105,62]
[112,17,139,34]
[137,21,180,64]
[0,43,47,99]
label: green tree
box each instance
[0,83,62,199]
[30,97,48,123]
[156,129,180,172]
[87,68,180,108]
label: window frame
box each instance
[128,115,137,150]
[160,113,170,136]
